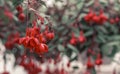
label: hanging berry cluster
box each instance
[109,17,120,24]
[70,31,86,45]
[19,55,42,74]
[16,5,26,22]
[84,10,107,24]
[5,32,20,49]
[19,23,54,55]
[86,49,103,69]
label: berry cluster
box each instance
[70,31,86,45]
[86,49,103,69]
[84,10,107,24]
[16,5,25,22]
[19,55,42,74]
[5,32,20,49]
[109,17,120,24]
[19,24,54,55]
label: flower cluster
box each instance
[19,24,54,55]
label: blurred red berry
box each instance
[18,13,25,22]
[46,32,54,40]
[86,57,94,69]
[16,5,23,13]
[110,19,115,24]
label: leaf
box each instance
[57,44,65,51]
[70,52,78,61]
[76,1,84,10]
[97,35,106,43]
[67,44,79,53]
[91,67,96,74]
[84,30,94,37]
[39,0,46,7]
[73,66,79,69]
[101,42,119,57]
[0,0,4,6]
[107,46,117,57]
[85,0,94,7]
[12,0,24,6]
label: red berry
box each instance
[99,14,107,21]
[35,43,48,54]
[18,13,25,22]
[92,15,100,23]
[79,36,86,43]
[67,61,71,67]
[46,32,54,40]
[115,17,119,23]
[95,58,102,65]
[110,19,115,24]
[88,12,95,18]
[16,5,23,13]
[70,37,78,45]
[86,57,94,69]
[84,15,90,22]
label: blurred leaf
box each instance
[73,66,79,69]
[67,44,79,53]
[84,30,94,36]
[107,46,117,57]
[12,0,23,6]
[97,35,106,43]
[70,52,78,61]
[101,42,119,57]
[0,0,4,6]
[39,0,46,7]
[57,44,65,51]
[76,1,84,10]
[85,0,94,7]
[91,67,96,74]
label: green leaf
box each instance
[67,44,79,53]
[85,0,94,7]
[0,0,4,6]
[57,44,65,51]
[12,0,24,6]
[101,42,119,57]
[73,66,79,69]
[84,30,94,37]
[76,1,84,10]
